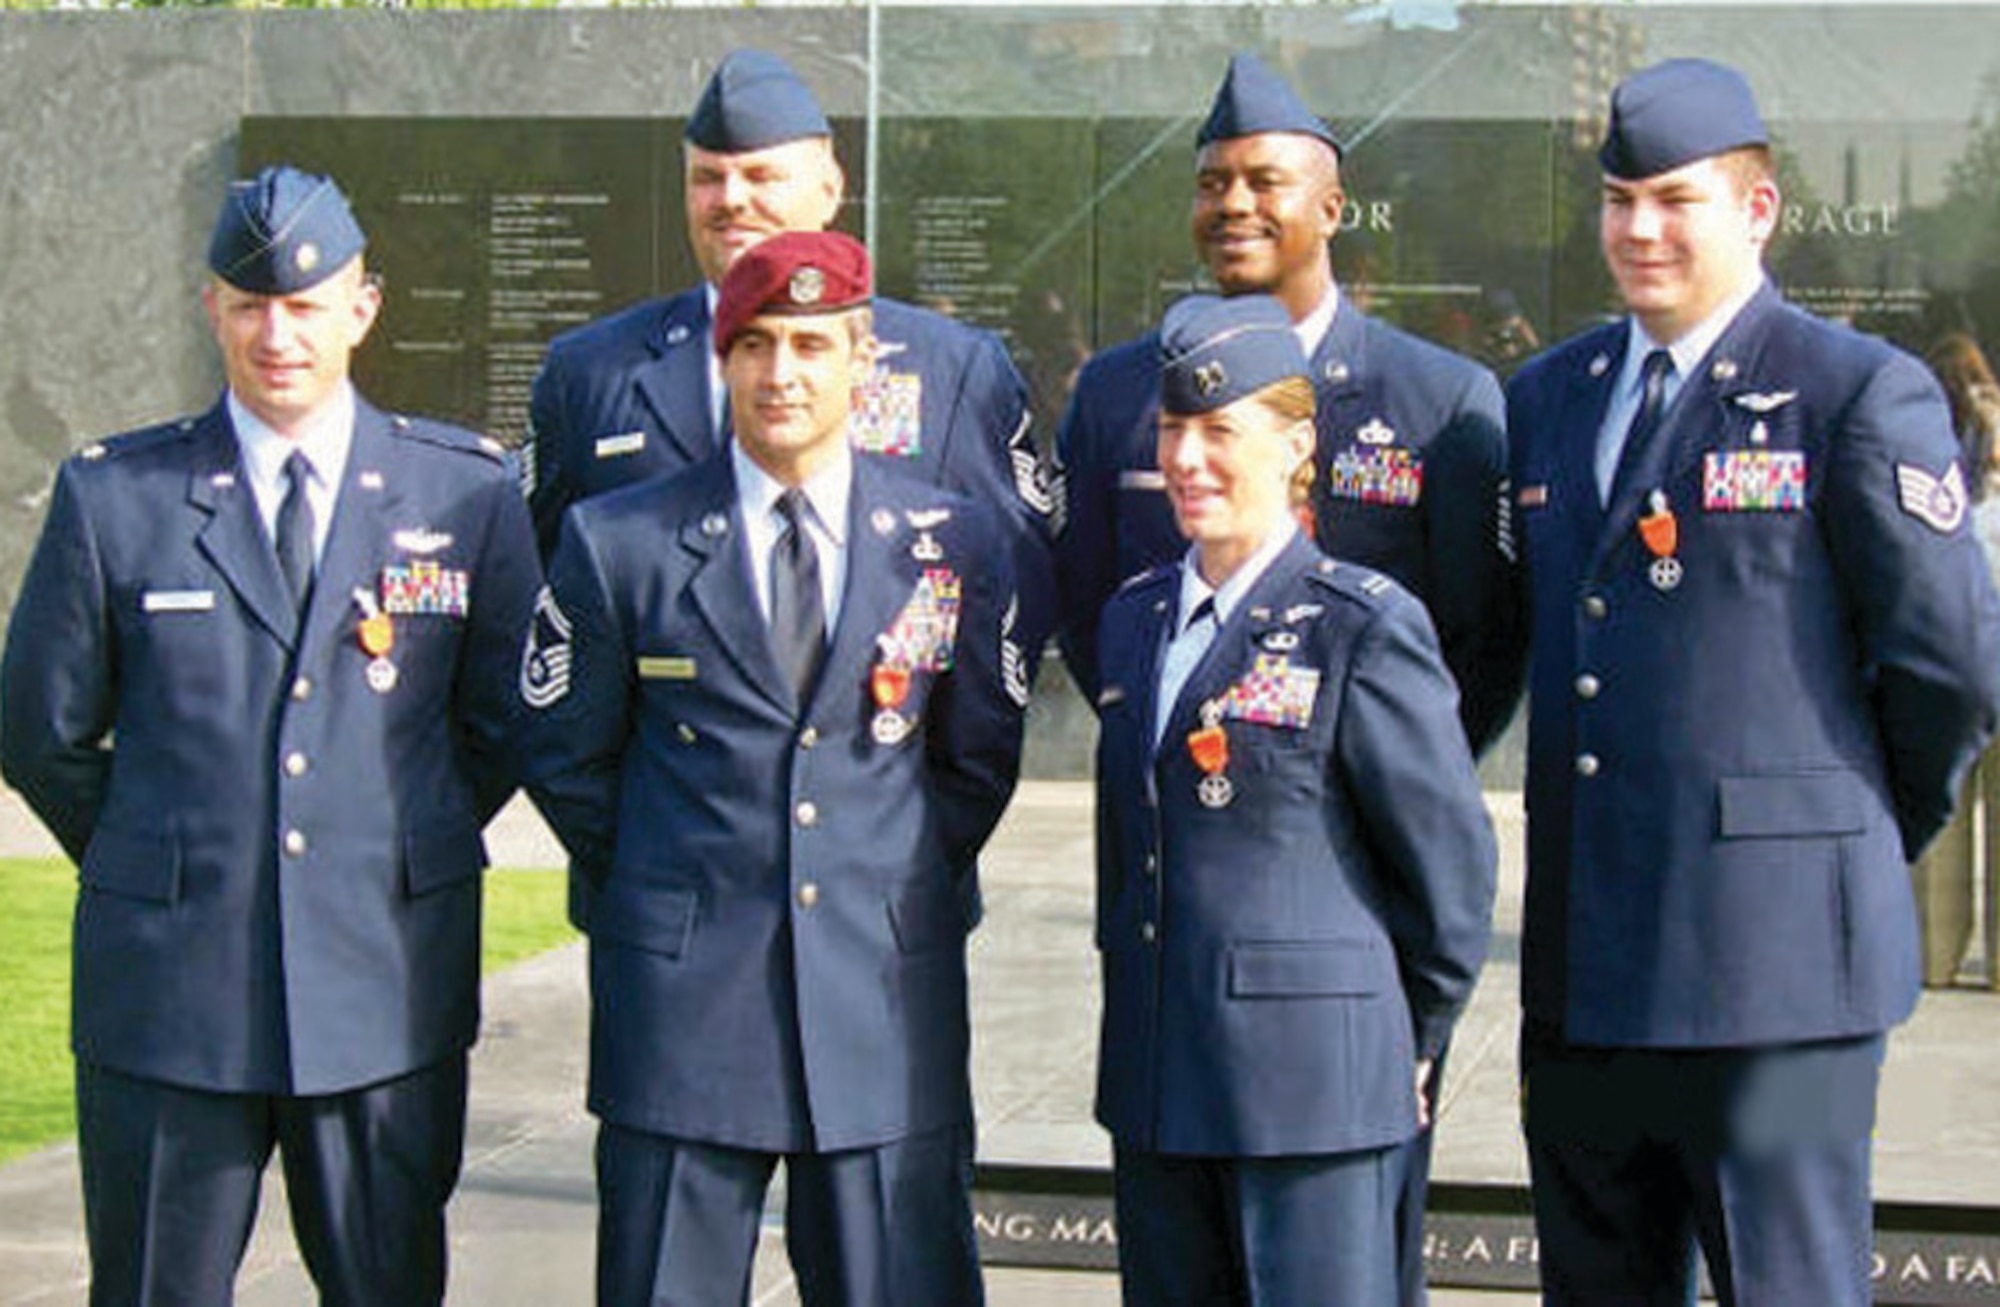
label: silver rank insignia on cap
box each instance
[790,267,825,305]
[1194,361,1227,397]
[295,243,320,274]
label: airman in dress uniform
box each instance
[1509,59,2000,1304]
[1056,52,1521,756]
[522,231,1025,1306]
[0,165,544,1306]
[1092,294,1496,1306]
[1056,69,1519,1292]
[530,47,1050,927]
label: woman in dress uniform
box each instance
[1090,293,1496,1306]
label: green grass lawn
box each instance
[0,860,573,1165]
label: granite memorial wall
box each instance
[3,5,1998,779]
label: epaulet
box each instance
[69,417,198,468]
[1114,565,1175,597]
[388,413,509,464]
[1303,556,1399,607]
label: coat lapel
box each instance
[1561,331,1625,562]
[1155,535,1318,760]
[809,460,913,721]
[682,462,793,716]
[188,404,298,651]
[299,403,405,659]
[1594,287,1780,573]
[633,293,720,467]
[1311,304,1368,427]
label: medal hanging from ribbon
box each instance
[353,587,399,693]
[871,662,913,744]
[1187,700,1233,809]
[1639,489,1682,592]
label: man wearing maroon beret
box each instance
[522,230,1026,1305]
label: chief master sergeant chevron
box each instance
[1509,59,2000,1303]
[0,165,544,1305]
[522,230,1025,1305]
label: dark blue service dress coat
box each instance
[1509,283,2000,1049]
[526,287,1055,663]
[1057,304,1522,754]
[0,399,543,1095]
[1093,535,1496,1157]
[524,455,1025,1153]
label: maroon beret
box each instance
[713,230,873,354]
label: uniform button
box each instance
[283,829,307,857]
[1144,853,1158,876]
[290,676,313,702]
[676,723,697,745]
[1581,594,1608,621]
[1140,922,1157,944]
[797,883,820,909]
[795,801,819,828]
[1575,753,1600,778]
[799,727,819,749]
[1574,674,1601,700]
[283,752,309,777]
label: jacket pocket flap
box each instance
[81,827,180,904]
[593,882,698,959]
[1230,941,1389,997]
[403,822,488,897]
[1717,772,1867,838]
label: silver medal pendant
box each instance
[1649,557,1683,592]
[871,709,912,745]
[1197,773,1234,809]
[366,656,399,694]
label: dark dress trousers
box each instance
[1508,283,2000,1303]
[525,454,1024,1304]
[1,399,543,1305]
[1093,535,1496,1304]
[1056,304,1522,755]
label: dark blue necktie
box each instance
[770,489,826,706]
[275,450,316,611]
[1608,349,1673,505]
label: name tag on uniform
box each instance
[141,589,215,613]
[1118,470,1166,490]
[637,656,698,681]
[594,432,646,459]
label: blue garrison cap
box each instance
[685,49,831,153]
[1197,53,1343,158]
[208,165,365,295]
[1160,294,1308,416]
[1600,58,1768,180]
